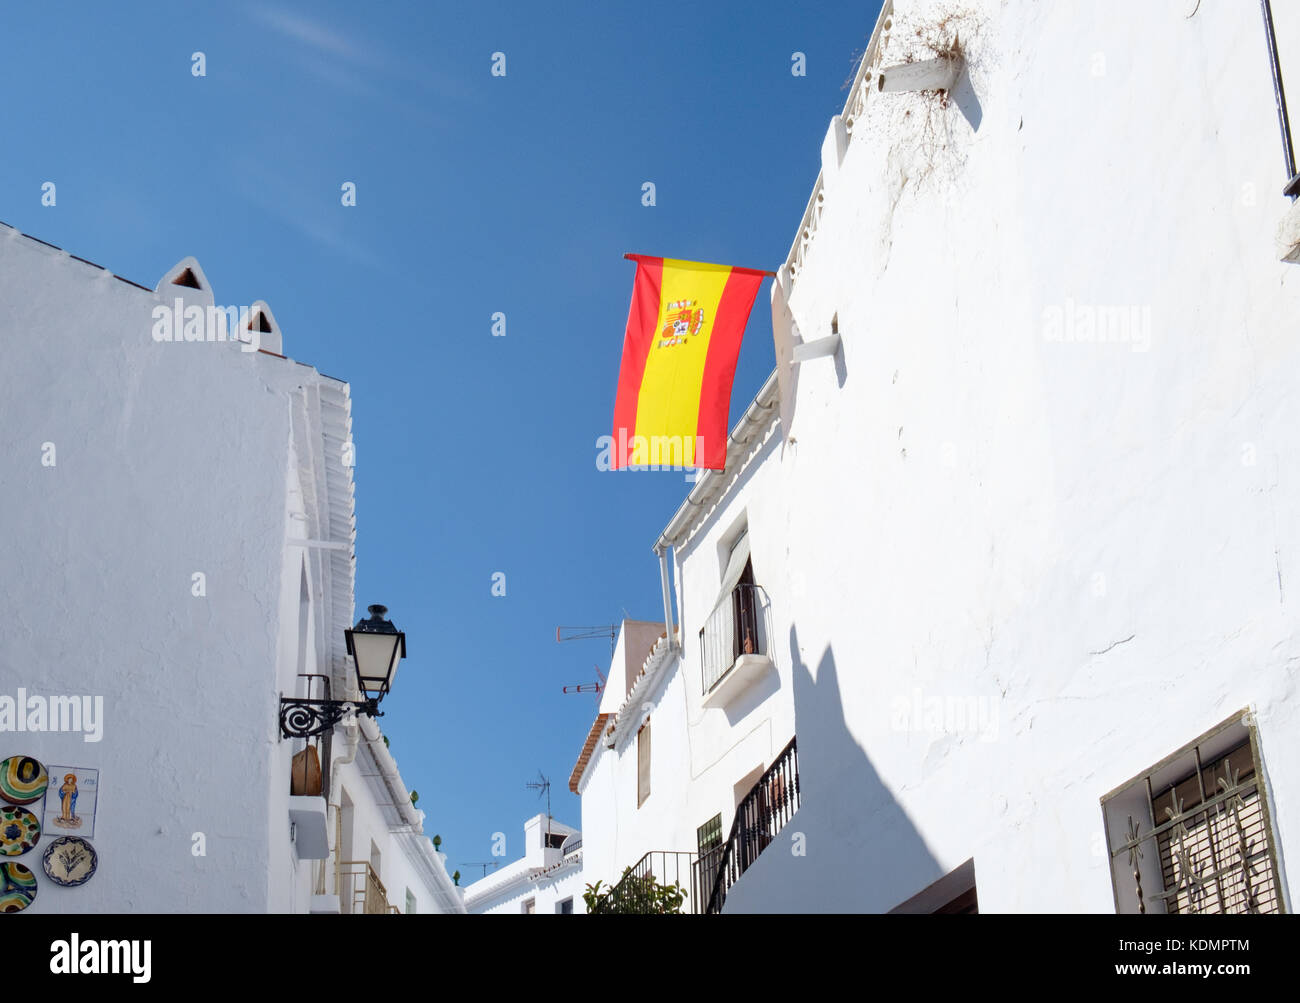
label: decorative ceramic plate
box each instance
[0,756,48,805]
[0,862,36,912]
[0,806,40,856]
[42,836,97,887]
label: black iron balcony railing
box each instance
[699,582,765,695]
[589,850,701,914]
[704,736,800,914]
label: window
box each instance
[557,897,574,914]
[696,813,724,902]
[544,831,567,849]
[700,529,764,694]
[697,813,723,853]
[405,888,416,914]
[522,898,535,914]
[637,719,651,807]
[1101,712,1283,914]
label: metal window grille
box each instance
[700,582,765,695]
[697,814,723,852]
[696,813,725,908]
[1103,714,1284,914]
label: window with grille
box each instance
[697,813,723,854]
[700,528,765,695]
[696,812,724,903]
[1101,712,1284,914]
[637,720,651,808]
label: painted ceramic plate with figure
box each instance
[0,756,48,805]
[0,862,37,912]
[42,836,97,887]
[0,806,40,856]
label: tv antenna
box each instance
[525,770,552,834]
[556,624,618,655]
[563,663,606,697]
[557,624,616,697]
[461,861,500,879]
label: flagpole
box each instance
[623,253,777,277]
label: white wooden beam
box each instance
[876,51,963,94]
[792,334,841,363]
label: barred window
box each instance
[697,813,723,853]
[1101,712,1284,914]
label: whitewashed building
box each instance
[463,814,585,914]
[0,225,463,914]
[576,0,1300,914]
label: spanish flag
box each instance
[613,255,767,470]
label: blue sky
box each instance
[0,0,881,880]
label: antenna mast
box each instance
[525,770,552,836]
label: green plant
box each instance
[583,868,687,914]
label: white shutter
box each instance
[713,532,751,609]
[637,721,651,807]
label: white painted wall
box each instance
[703,0,1300,912]
[0,228,461,913]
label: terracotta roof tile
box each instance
[569,713,612,793]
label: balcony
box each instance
[590,742,802,915]
[704,737,800,914]
[700,582,774,708]
[337,860,391,915]
[588,851,703,914]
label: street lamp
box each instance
[280,604,408,739]
[345,604,406,699]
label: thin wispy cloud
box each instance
[250,7,370,64]
[245,3,474,106]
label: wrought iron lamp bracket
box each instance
[279,697,382,739]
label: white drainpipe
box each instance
[318,713,360,895]
[655,544,676,652]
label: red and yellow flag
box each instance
[612,255,766,470]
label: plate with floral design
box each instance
[0,806,40,856]
[42,836,97,887]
